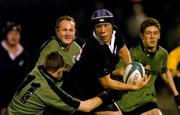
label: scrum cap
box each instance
[91,9,114,27]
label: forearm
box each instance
[99,74,136,91]
[77,97,102,112]
[162,71,179,96]
[105,78,136,91]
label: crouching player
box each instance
[7,52,109,115]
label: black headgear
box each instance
[91,9,114,27]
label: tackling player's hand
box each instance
[174,95,180,109]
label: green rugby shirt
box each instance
[35,36,81,72]
[7,66,80,115]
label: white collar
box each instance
[1,40,24,60]
[93,30,116,53]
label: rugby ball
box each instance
[123,62,145,84]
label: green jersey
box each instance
[7,66,80,115]
[35,36,81,72]
[116,44,168,112]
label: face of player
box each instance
[140,25,160,52]
[95,23,113,44]
[6,31,21,46]
[56,20,76,46]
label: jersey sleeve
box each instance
[39,81,80,114]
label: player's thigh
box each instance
[140,108,162,115]
[95,111,122,115]
[94,99,122,115]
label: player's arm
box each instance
[98,74,150,91]
[111,45,131,77]
[78,90,114,112]
[111,67,125,77]
[44,86,108,113]
[161,70,179,96]
[161,70,180,109]
[118,45,132,66]
[77,97,102,112]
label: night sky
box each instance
[0,0,179,57]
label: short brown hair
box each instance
[55,15,76,30]
[140,18,161,34]
[44,52,64,73]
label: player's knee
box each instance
[95,111,122,115]
[140,108,162,115]
[153,108,163,115]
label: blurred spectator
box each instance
[168,45,180,93]
[0,21,29,115]
[164,15,180,50]
[125,0,147,45]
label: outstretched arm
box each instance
[99,74,150,91]
[77,91,110,112]
[77,97,102,112]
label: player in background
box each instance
[33,15,84,73]
[167,46,180,93]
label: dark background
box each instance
[0,0,180,58]
[1,1,180,114]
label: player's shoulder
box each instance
[130,44,141,51]
[40,37,58,48]
[158,45,168,54]
[48,37,59,45]
[44,37,63,50]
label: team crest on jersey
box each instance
[19,60,24,66]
